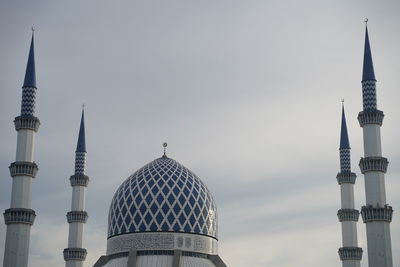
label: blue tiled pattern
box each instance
[362,80,377,111]
[21,87,36,116]
[108,157,217,239]
[75,152,86,175]
[340,149,351,172]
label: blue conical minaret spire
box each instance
[362,24,376,81]
[361,20,378,111]
[20,30,39,117]
[339,103,351,173]
[23,31,36,88]
[340,103,350,150]
[76,108,86,152]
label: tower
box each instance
[3,31,40,267]
[64,109,89,267]
[358,23,393,267]
[336,104,362,266]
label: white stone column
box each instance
[358,109,393,267]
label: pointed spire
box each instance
[76,107,86,152]
[340,102,350,149]
[23,29,36,88]
[362,19,376,81]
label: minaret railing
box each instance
[338,247,363,261]
[3,208,36,225]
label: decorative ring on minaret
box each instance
[338,247,363,261]
[67,211,88,223]
[70,174,89,187]
[357,110,384,126]
[3,208,36,225]
[361,205,393,223]
[337,209,360,222]
[359,156,388,174]
[63,248,87,261]
[336,172,356,184]
[9,161,38,178]
[14,115,40,132]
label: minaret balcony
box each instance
[338,247,363,261]
[67,211,88,223]
[359,156,388,174]
[70,174,89,187]
[357,110,384,126]
[336,172,356,184]
[361,205,393,223]
[63,247,87,261]
[14,115,40,132]
[337,209,360,222]
[9,161,38,178]
[3,208,36,225]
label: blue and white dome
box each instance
[108,156,218,239]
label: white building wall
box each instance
[100,255,218,267]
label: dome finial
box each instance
[162,142,168,157]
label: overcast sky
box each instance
[1,1,400,267]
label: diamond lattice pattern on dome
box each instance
[108,157,217,239]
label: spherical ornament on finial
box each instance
[162,142,168,157]
[364,18,368,23]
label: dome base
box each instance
[107,232,218,255]
[94,249,227,267]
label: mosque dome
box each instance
[100,154,227,266]
[108,156,218,240]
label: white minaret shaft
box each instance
[336,105,362,266]
[358,24,393,267]
[3,32,40,267]
[64,110,89,267]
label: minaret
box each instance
[358,21,393,267]
[63,109,89,267]
[3,30,40,267]
[336,103,362,266]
